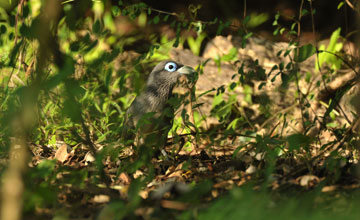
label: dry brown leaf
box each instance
[165,165,177,176]
[165,162,185,178]
[139,190,148,199]
[297,175,320,187]
[213,180,234,189]
[161,200,188,210]
[322,185,338,192]
[119,172,131,185]
[54,144,70,163]
[92,194,110,203]
[211,189,219,198]
[245,164,257,174]
[207,162,213,171]
[84,151,95,163]
[133,170,144,179]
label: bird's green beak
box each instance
[177,66,196,75]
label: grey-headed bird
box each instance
[124,60,195,157]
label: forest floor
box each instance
[24,34,360,219]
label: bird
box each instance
[123,60,196,157]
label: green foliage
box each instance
[294,44,316,62]
[316,28,343,71]
[187,32,206,56]
[213,47,238,70]
[245,12,269,28]
[0,0,358,219]
[287,133,311,151]
[272,12,286,36]
[189,186,360,220]
[337,1,345,10]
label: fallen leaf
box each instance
[92,194,110,203]
[322,185,338,192]
[84,151,95,164]
[211,189,219,198]
[139,190,148,199]
[297,175,320,187]
[118,172,131,185]
[133,170,144,179]
[54,144,70,163]
[245,164,257,174]
[161,200,188,210]
[207,162,213,171]
[213,180,234,189]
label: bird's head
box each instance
[146,60,195,89]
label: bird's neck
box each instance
[146,83,174,107]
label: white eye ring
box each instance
[164,62,177,72]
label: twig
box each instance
[317,50,360,76]
[308,0,350,137]
[310,117,359,166]
[187,82,200,153]
[243,0,247,19]
[168,130,257,141]
[345,0,357,11]
[294,0,307,133]
[81,120,97,156]
[14,0,25,45]
[260,103,298,129]
[147,8,177,17]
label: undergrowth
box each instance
[0,0,359,219]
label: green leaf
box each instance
[187,33,206,56]
[192,103,204,109]
[324,83,351,118]
[227,118,243,130]
[287,134,310,151]
[63,98,82,122]
[246,13,269,28]
[153,15,160,24]
[0,25,7,34]
[243,85,252,104]
[173,26,181,48]
[35,160,57,178]
[212,93,224,107]
[221,47,237,61]
[111,6,121,16]
[48,135,57,147]
[280,27,285,35]
[198,88,216,98]
[275,12,280,20]
[243,15,251,25]
[273,27,279,36]
[216,21,230,35]
[294,43,316,62]
[8,40,23,67]
[163,14,169,21]
[337,1,345,10]
[316,28,343,70]
[327,28,341,52]
[93,19,101,34]
[70,41,80,51]
[301,9,309,16]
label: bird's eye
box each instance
[164,62,177,72]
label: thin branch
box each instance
[14,0,25,45]
[317,50,360,76]
[345,0,357,11]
